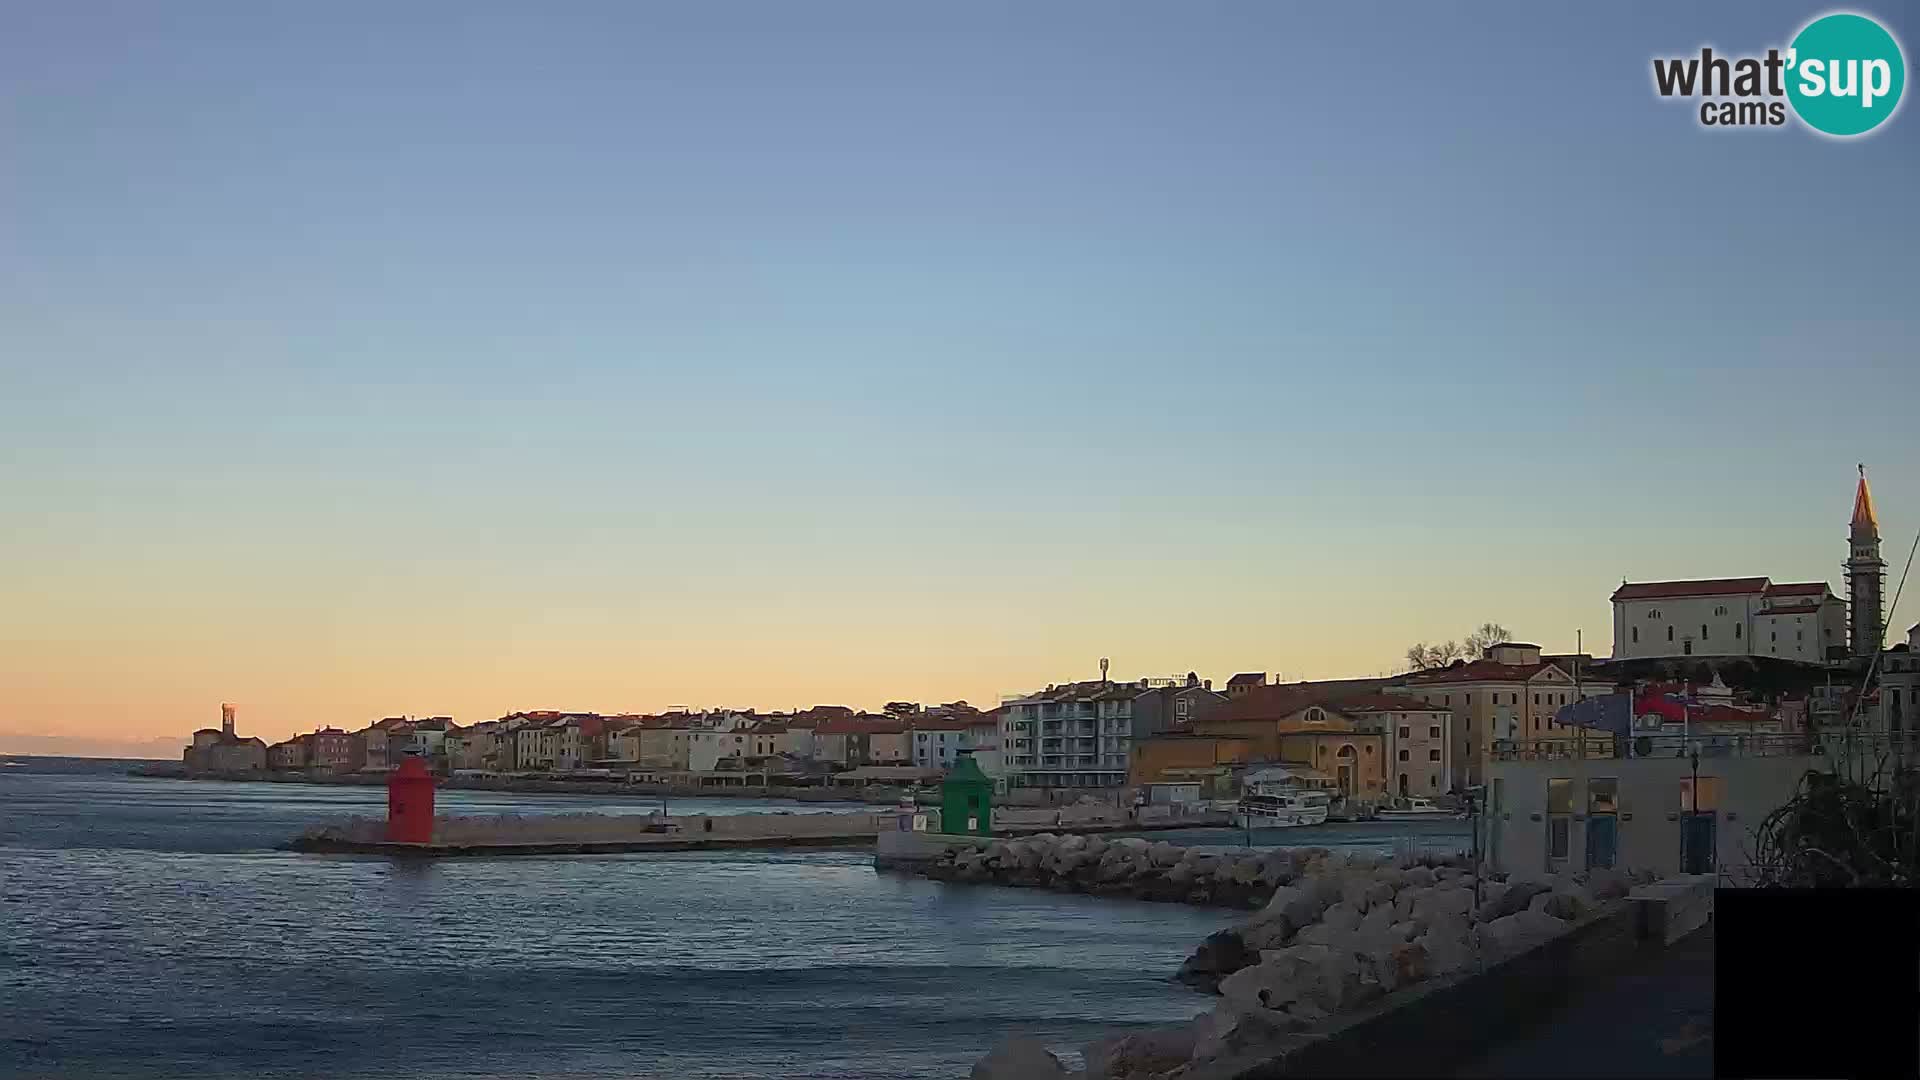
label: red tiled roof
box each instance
[1335,693,1453,714]
[1767,582,1831,597]
[1399,659,1561,685]
[1611,577,1769,601]
[905,717,977,732]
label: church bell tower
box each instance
[1847,465,1886,658]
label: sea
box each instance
[0,756,1468,1080]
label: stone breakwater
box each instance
[921,835,1298,909]
[968,838,1659,1080]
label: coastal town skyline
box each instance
[10,462,1913,752]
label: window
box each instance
[1399,749,1410,761]
[1701,624,1708,640]
[1668,626,1674,641]
[1430,775,1438,789]
[1429,725,1441,738]
[1364,744,1374,755]
[1428,748,1440,761]
[1533,694,1540,706]
[1734,624,1742,640]
[1632,627,1639,643]
[1797,629,1804,641]
[1547,778,1573,866]
[1589,778,1618,813]
[1398,725,1410,739]
[1771,631,1777,642]
[1548,778,1573,814]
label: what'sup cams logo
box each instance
[1653,11,1906,136]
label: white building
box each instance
[1001,679,1140,788]
[1611,577,1845,663]
[688,729,749,772]
[1483,731,1826,884]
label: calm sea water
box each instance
[2,758,1243,1080]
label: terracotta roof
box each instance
[1766,582,1831,597]
[906,717,977,732]
[814,717,907,735]
[1226,673,1266,686]
[1399,659,1561,685]
[1611,578,1769,601]
[1335,693,1452,714]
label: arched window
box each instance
[1336,744,1357,758]
[1668,626,1675,642]
[1632,627,1639,643]
[1305,707,1326,723]
[1734,624,1742,640]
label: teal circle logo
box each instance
[1786,13,1906,136]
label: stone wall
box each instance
[922,834,1298,910]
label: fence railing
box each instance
[1491,730,1920,763]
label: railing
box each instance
[1486,732,1920,762]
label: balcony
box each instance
[1489,732,1841,763]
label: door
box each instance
[1585,814,1618,869]
[1680,812,1717,874]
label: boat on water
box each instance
[1374,796,1462,820]
[1232,790,1331,829]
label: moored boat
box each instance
[1231,789,1331,828]
[1374,796,1461,820]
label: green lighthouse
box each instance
[941,752,994,836]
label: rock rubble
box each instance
[967,837,1658,1080]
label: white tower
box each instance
[1846,465,1886,658]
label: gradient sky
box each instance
[4,2,1917,744]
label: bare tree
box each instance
[1462,622,1512,660]
[1405,640,1465,671]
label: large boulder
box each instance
[1411,885,1475,929]
[972,1038,1068,1079]
[1417,925,1476,978]
[1479,910,1571,960]
[1529,886,1595,922]
[1219,958,1304,1016]
[1082,1020,1202,1080]
[1239,913,1294,952]
[1299,946,1377,1013]
[1480,877,1551,922]
[1401,865,1438,889]
[1356,900,1395,940]
[1148,841,1185,867]
[1263,885,1328,929]
[1178,928,1258,992]
[1259,851,1298,886]
[1321,901,1363,934]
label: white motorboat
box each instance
[1231,790,1331,828]
[1374,796,1460,820]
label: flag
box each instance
[1555,692,1632,734]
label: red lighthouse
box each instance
[386,755,436,844]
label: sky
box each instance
[4,2,1917,747]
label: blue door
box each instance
[1585,813,1618,869]
[1680,812,1717,874]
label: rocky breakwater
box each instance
[973,849,1658,1080]
[923,834,1293,909]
